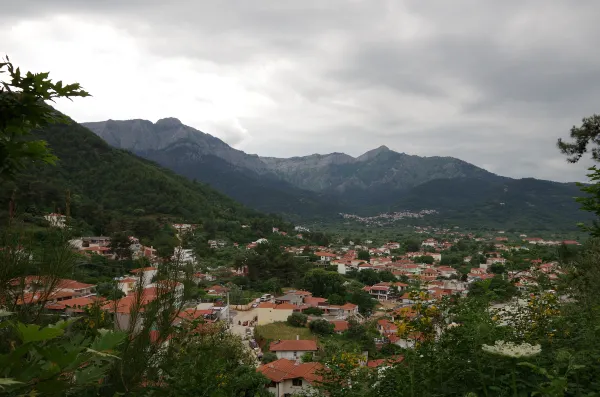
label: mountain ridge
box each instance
[81,118,589,230]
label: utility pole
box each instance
[226,291,230,328]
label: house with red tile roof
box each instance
[269,339,318,359]
[257,358,322,396]
[314,251,337,262]
[303,296,329,308]
[363,282,408,301]
[102,282,184,331]
[326,303,358,318]
[205,284,229,296]
[436,266,458,278]
[45,295,105,315]
[11,276,96,306]
[377,319,398,336]
[330,320,349,334]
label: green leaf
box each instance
[0,310,13,317]
[0,378,22,389]
[90,329,126,353]
[16,323,64,343]
[85,348,121,360]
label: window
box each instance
[292,379,303,387]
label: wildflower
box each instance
[482,341,541,358]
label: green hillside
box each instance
[391,177,590,231]
[0,119,287,235]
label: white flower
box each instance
[481,341,541,358]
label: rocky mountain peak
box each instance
[155,117,183,129]
[356,145,393,162]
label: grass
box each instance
[255,322,316,351]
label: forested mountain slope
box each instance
[0,119,287,235]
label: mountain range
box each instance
[82,118,590,230]
[0,117,287,237]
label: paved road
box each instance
[229,308,259,337]
[228,308,261,365]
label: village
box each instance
[8,215,578,396]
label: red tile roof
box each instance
[258,302,295,310]
[330,320,349,332]
[131,267,158,273]
[269,340,318,352]
[45,295,104,312]
[303,297,328,307]
[314,251,337,257]
[102,287,159,314]
[367,355,404,368]
[257,358,322,383]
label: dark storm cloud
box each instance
[3,0,599,182]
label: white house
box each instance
[130,267,158,287]
[269,339,318,360]
[257,358,321,396]
[173,247,195,265]
[45,213,66,228]
[314,251,337,262]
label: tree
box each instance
[154,324,271,396]
[570,167,600,236]
[348,290,377,316]
[0,316,125,396]
[301,352,314,362]
[357,250,370,261]
[557,115,600,235]
[489,263,506,274]
[468,275,517,302]
[557,114,600,163]
[404,239,421,253]
[287,313,308,327]
[301,269,346,298]
[303,307,324,316]
[356,269,380,285]
[309,319,335,335]
[97,281,125,300]
[327,293,346,305]
[109,231,132,260]
[413,255,435,264]
[261,352,278,364]
[0,56,90,179]
[379,270,397,282]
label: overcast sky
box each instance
[3,1,599,182]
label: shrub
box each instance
[261,352,278,364]
[309,319,335,335]
[303,307,324,316]
[287,313,308,327]
[301,352,314,362]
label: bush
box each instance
[301,352,314,363]
[261,352,278,364]
[303,307,324,316]
[309,319,335,335]
[287,313,308,327]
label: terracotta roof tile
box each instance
[269,340,318,352]
[257,358,322,383]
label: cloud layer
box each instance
[3,0,599,181]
